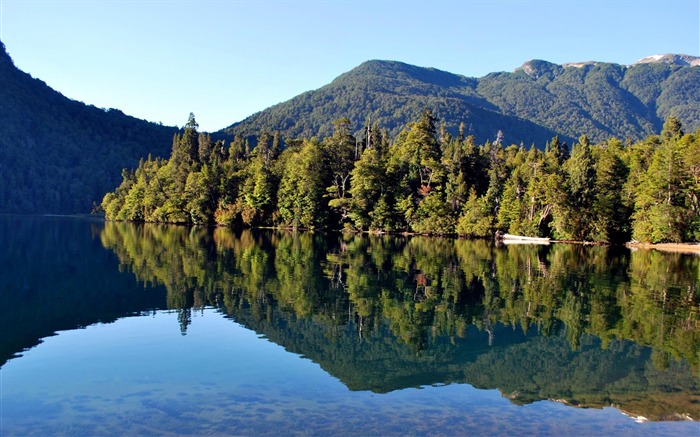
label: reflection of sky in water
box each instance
[1,309,697,436]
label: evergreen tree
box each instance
[184,163,220,224]
[347,147,385,230]
[249,160,277,225]
[481,142,507,230]
[389,110,445,231]
[198,132,213,164]
[679,132,700,240]
[170,113,200,192]
[456,187,492,237]
[496,146,529,234]
[229,134,248,162]
[591,139,631,243]
[257,130,270,164]
[632,120,695,242]
[553,136,597,240]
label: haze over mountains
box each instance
[0,38,697,214]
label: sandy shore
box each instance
[626,242,700,255]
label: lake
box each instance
[1,215,698,436]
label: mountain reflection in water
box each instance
[2,216,698,423]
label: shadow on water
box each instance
[0,215,167,366]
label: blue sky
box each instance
[1,0,698,132]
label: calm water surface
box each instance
[1,215,698,436]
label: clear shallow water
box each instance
[1,216,699,436]
[2,309,696,437]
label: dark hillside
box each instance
[0,42,178,214]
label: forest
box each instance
[101,111,700,244]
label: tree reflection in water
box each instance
[99,222,700,421]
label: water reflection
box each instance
[0,216,165,365]
[2,216,698,424]
[97,221,699,421]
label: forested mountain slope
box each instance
[225,57,699,145]
[479,58,700,142]
[225,60,567,147]
[0,42,178,214]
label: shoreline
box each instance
[626,242,700,255]
[90,217,700,254]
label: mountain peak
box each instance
[633,54,700,67]
[518,59,562,78]
[561,61,599,68]
[349,59,413,74]
[339,59,473,89]
[519,54,700,72]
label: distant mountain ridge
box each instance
[225,55,699,146]
[633,53,700,67]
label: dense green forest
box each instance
[0,42,179,214]
[102,111,700,243]
[98,223,700,419]
[226,59,700,145]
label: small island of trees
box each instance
[101,111,700,244]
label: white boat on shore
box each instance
[496,232,551,245]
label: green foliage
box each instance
[457,187,493,237]
[631,129,700,242]
[591,139,632,242]
[102,108,699,244]
[323,118,359,224]
[278,139,327,229]
[411,189,456,234]
[347,148,385,230]
[553,136,597,240]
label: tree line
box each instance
[101,111,700,243]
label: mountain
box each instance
[224,60,567,147]
[2,42,697,215]
[483,57,699,142]
[224,56,699,146]
[0,42,178,214]
[634,53,700,67]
